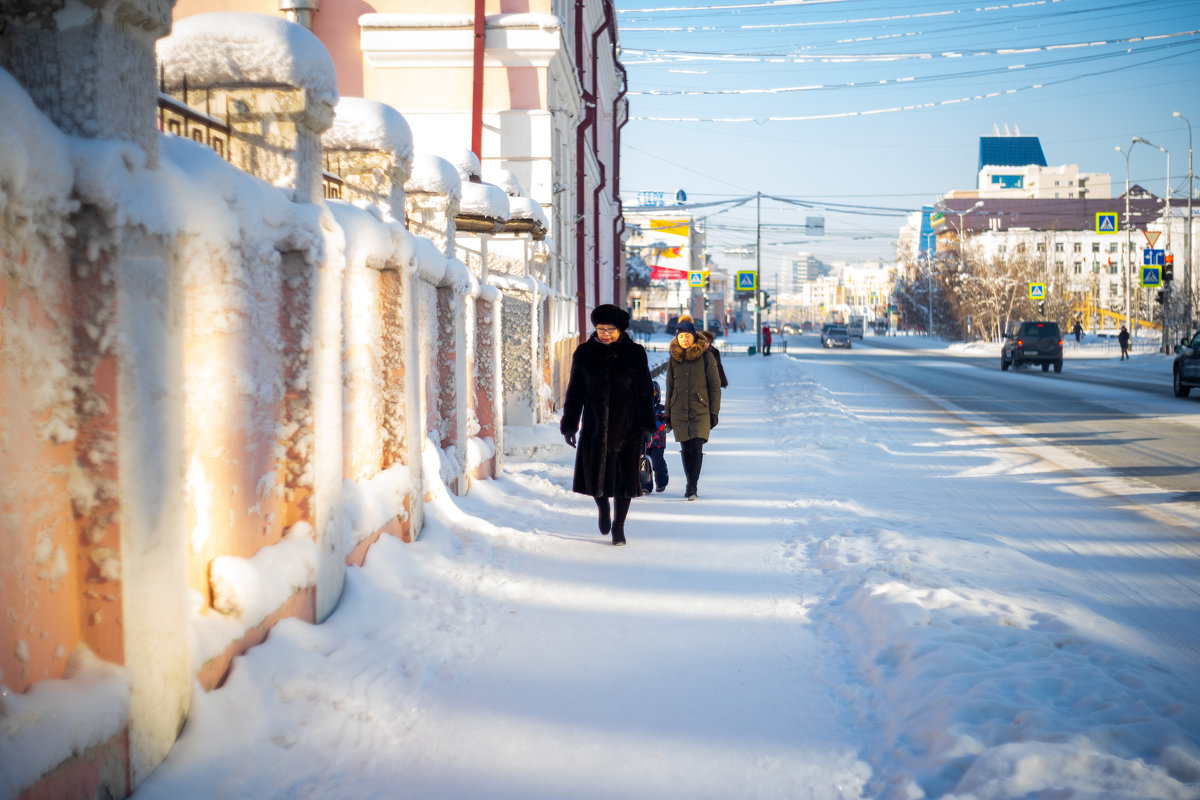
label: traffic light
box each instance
[760,291,772,308]
[1038,301,1045,314]
[1164,261,1174,282]
[1155,290,1165,305]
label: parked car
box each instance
[1001,321,1063,372]
[821,326,852,348]
[1173,328,1200,397]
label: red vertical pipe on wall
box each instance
[590,10,611,308]
[471,0,485,160]
[606,1,628,304]
[574,0,593,339]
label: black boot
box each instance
[595,497,611,535]
[612,497,630,546]
[682,449,697,500]
[690,452,704,501]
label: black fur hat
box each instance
[590,304,630,331]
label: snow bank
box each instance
[340,463,417,552]
[157,13,337,107]
[0,649,130,799]
[209,524,318,621]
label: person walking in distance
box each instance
[1118,325,1131,361]
[561,304,655,546]
[761,324,772,356]
[666,319,722,501]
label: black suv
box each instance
[1001,321,1063,372]
[1173,329,1200,397]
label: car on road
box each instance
[821,326,852,348]
[1001,321,1063,372]
[1173,328,1200,397]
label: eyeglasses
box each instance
[595,326,619,334]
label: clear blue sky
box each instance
[615,0,1200,276]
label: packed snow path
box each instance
[136,348,1200,800]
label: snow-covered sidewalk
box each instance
[134,351,1200,800]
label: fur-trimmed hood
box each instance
[669,338,708,363]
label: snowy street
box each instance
[135,336,1200,800]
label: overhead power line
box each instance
[628,39,1200,122]
[621,27,1200,70]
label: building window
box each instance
[998,244,1007,253]
[1017,242,1026,252]
[1037,242,1046,253]
[1074,262,1083,274]
[1092,242,1101,253]
[1109,262,1119,274]
[1110,243,1119,253]
[1055,261,1065,273]
[1073,242,1082,253]
[1055,242,1064,252]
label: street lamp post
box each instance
[1176,111,1194,327]
[924,231,936,335]
[935,199,985,272]
[1133,136,1170,351]
[1116,143,1134,332]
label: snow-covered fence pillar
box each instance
[493,275,553,427]
[471,285,504,479]
[157,13,339,205]
[322,97,413,219]
[0,0,172,162]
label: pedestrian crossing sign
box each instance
[688,271,705,287]
[736,270,757,291]
[1096,212,1118,234]
[1028,282,1046,300]
[1141,266,1162,287]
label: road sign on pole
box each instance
[735,270,757,291]
[1142,249,1165,266]
[688,271,704,287]
[1028,282,1046,300]
[1141,266,1162,287]
[1096,212,1118,234]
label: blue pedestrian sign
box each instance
[1028,282,1045,300]
[1142,248,1165,266]
[1096,212,1118,234]
[736,270,758,291]
[1141,266,1162,287]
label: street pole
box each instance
[1176,111,1194,327]
[1133,136,1170,350]
[925,231,935,336]
[755,191,762,354]
[1117,143,1133,333]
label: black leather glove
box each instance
[564,431,576,448]
[642,430,654,448]
[710,413,718,429]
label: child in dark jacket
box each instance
[649,382,669,492]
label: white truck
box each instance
[847,316,865,339]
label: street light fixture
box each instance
[935,199,986,272]
[1175,111,1194,326]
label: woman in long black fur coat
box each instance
[560,304,655,546]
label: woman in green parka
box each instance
[665,319,721,500]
